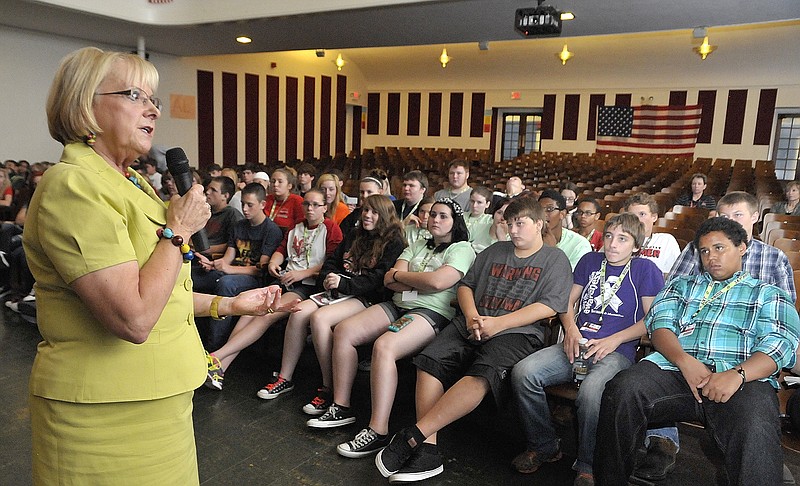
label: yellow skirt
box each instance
[30,391,198,486]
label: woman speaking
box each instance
[26,47,281,483]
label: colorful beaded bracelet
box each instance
[157,227,194,262]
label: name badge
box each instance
[580,322,601,333]
[401,290,418,302]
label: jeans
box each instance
[511,343,632,474]
[645,426,680,449]
[193,271,262,350]
[595,361,782,486]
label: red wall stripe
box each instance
[407,92,421,136]
[587,94,605,141]
[244,73,259,164]
[615,93,632,106]
[753,88,778,146]
[266,75,279,164]
[303,76,315,160]
[448,92,463,137]
[351,105,362,158]
[285,76,298,163]
[196,70,214,168]
[470,93,485,138]
[320,76,332,159]
[335,75,346,156]
[541,94,556,140]
[489,108,498,162]
[696,90,716,144]
[428,93,442,137]
[387,93,401,136]
[562,94,580,141]
[367,93,380,135]
[723,89,748,145]
[669,91,688,106]
[222,72,238,167]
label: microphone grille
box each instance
[166,147,189,174]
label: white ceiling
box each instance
[3,0,799,57]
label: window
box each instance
[774,115,800,180]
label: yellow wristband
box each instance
[210,295,226,320]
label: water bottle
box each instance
[572,338,590,386]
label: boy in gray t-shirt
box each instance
[375,197,573,482]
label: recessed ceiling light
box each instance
[236,36,252,44]
[560,12,575,21]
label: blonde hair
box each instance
[221,168,239,186]
[316,173,345,219]
[46,47,159,145]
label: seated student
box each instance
[340,176,384,241]
[573,198,603,251]
[194,176,242,258]
[560,181,578,230]
[539,189,592,269]
[464,186,495,253]
[488,197,513,244]
[636,190,797,483]
[0,167,13,208]
[404,196,434,246]
[395,170,429,225]
[623,192,681,274]
[307,199,474,447]
[772,181,800,216]
[265,167,305,235]
[317,173,351,225]
[596,217,800,486]
[204,189,343,390]
[374,197,573,482]
[296,162,317,198]
[675,172,716,212]
[256,195,405,414]
[434,159,472,214]
[221,167,243,216]
[193,183,283,350]
[511,213,664,486]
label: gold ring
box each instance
[267,308,274,314]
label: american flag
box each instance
[596,104,702,156]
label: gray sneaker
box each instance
[337,427,389,458]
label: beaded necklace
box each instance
[124,170,143,190]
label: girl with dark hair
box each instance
[257,195,406,412]
[315,199,476,458]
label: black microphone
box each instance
[166,147,210,253]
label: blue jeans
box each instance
[511,343,632,474]
[595,361,782,486]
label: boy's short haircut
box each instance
[604,212,646,249]
[241,182,266,201]
[212,176,236,200]
[504,195,544,223]
[297,162,316,178]
[623,192,659,215]
[403,170,429,190]
[208,163,222,172]
[449,158,469,171]
[695,216,748,249]
[576,197,601,213]
[471,185,493,202]
[538,189,567,210]
[717,191,758,214]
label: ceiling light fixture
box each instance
[556,44,573,65]
[694,36,717,60]
[335,53,345,71]
[440,48,451,68]
[236,36,252,44]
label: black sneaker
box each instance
[256,375,294,400]
[302,387,331,416]
[337,427,389,458]
[388,443,443,483]
[306,403,356,428]
[375,425,426,478]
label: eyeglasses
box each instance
[575,210,599,217]
[542,206,562,213]
[302,202,325,208]
[96,87,162,111]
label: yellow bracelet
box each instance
[210,295,226,320]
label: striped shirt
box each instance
[667,238,796,302]
[644,271,800,388]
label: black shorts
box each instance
[281,283,317,301]
[412,323,543,407]
[377,301,450,334]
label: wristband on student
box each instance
[157,227,194,262]
[734,366,746,391]
[210,295,226,320]
[392,270,399,283]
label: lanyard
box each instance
[691,273,748,320]
[401,199,421,219]
[269,197,286,221]
[415,248,437,272]
[597,259,631,322]
[301,224,321,265]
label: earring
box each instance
[84,131,96,146]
